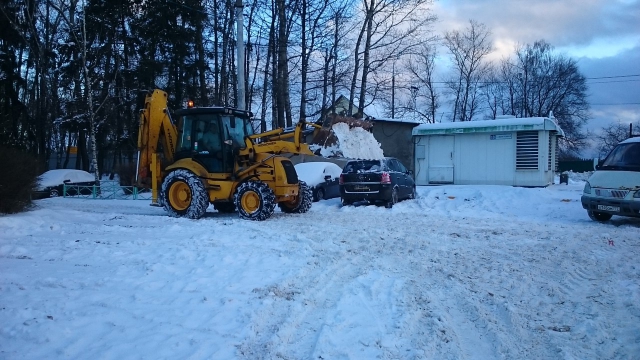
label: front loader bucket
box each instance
[309,114,374,150]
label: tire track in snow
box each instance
[237,219,376,359]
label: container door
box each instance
[428,136,454,184]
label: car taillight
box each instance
[380,172,391,184]
[339,174,344,184]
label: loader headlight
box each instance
[583,181,591,194]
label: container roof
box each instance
[412,117,564,137]
[369,117,421,125]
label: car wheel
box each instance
[49,189,59,197]
[316,187,325,201]
[588,211,613,222]
[385,187,398,209]
[409,185,417,200]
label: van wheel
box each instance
[161,169,209,219]
[588,211,612,222]
[234,181,276,221]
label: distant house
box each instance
[331,95,368,118]
[412,116,564,187]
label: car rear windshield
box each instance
[343,160,384,173]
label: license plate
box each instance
[354,185,369,191]
[597,205,620,212]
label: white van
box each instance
[581,137,640,221]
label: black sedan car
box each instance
[339,157,416,208]
[33,169,97,199]
[295,161,343,201]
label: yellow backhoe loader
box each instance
[136,89,324,220]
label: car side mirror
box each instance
[324,175,331,181]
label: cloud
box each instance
[431,0,640,155]
[434,0,640,58]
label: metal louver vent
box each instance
[516,131,539,170]
[553,133,559,171]
[548,134,553,171]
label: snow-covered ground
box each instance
[1,177,639,359]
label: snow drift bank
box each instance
[0,181,638,359]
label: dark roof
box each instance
[368,117,421,125]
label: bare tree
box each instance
[499,41,590,155]
[595,121,640,158]
[406,43,439,123]
[443,20,492,122]
[348,0,436,117]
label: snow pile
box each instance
[37,169,95,190]
[321,122,384,160]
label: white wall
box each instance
[414,131,557,187]
[455,133,515,185]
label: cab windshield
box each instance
[176,113,253,152]
[601,142,640,171]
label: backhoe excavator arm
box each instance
[136,89,177,203]
[242,120,322,157]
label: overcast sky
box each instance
[432,0,640,155]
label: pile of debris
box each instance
[309,114,384,160]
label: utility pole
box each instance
[235,0,245,110]
[391,62,395,119]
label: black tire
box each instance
[214,202,236,213]
[161,169,209,219]
[588,211,613,222]
[279,181,313,213]
[315,187,325,202]
[409,185,417,200]
[50,189,59,197]
[234,181,276,221]
[385,187,399,209]
[341,197,353,207]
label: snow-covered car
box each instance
[581,136,640,221]
[294,162,343,202]
[33,169,97,199]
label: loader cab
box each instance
[174,107,254,174]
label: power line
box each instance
[592,103,640,105]
[585,74,640,80]
[588,80,640,84]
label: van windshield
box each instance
[600,142,640,171]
